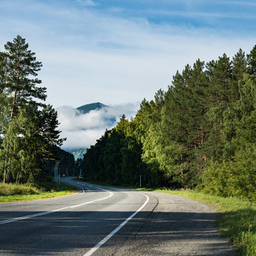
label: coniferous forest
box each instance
[1,35,256,201]
[0,35,74,186]
[82,45,256,201]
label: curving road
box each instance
[0,177,235,255]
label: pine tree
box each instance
[3,35,46,120]
[0,36,64,184]
[160,59,210,187]
[232,48,247,82]
[247,45,256,75]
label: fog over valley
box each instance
[56,102,140,150]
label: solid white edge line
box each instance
[0,190,113,225]
[83,193,150,256]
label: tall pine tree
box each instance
[0,35,64,184]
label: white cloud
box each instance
[1,0,256,150]
[76,0,98,6]
[57,102,139,149]
[1,0,256,110]
[61,129,106,150]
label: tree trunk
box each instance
[10,89,17,121]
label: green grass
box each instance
[154,189,256,256]
[0,182,77,203]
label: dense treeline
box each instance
[44,146,77,180]
[0,35,69,185]
[82,46,256,200]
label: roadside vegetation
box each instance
[82,45,256,202]
[155,189,256,256]
[80,45,256,255]
[0,35,78,186]
[1,35,256,255]
[0,182,77,203]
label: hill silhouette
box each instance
[77,102,108,114]
[67,102,115,160]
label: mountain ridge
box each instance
[76,102,108,114]
[64,102,115,160]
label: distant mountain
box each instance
[66,102,117,160]
[77,102,116,127]
[77,102,108,114]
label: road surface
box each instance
[0,177,235,255]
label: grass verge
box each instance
[0,182,77,203]
[155,189,256,256]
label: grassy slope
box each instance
[0,182,77,203]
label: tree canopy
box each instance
[82,45,256,200]
[0,35,66,185]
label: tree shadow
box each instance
[0,209,235,255]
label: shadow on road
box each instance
[0,209,235,255]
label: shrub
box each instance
[203,146,256,201]
[0,183,39,196]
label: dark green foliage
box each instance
[82,116,144,186]
[0,35,67,185]
[203,72,256,199]
[247,45,256,75]
[203,146,256,200]
[82,45,256,200]
[160,60,210,187]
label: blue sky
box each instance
[1,0,256,149]
[1,0,256,108]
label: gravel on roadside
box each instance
[116,192,236,256]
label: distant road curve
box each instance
[0,177,235,255]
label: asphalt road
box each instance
[0,177,235,256]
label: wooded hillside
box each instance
[82,46,256,201]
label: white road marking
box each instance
[0,190,113,225]
[84,193,150,256]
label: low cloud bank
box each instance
[56,102,140,150]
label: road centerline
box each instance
[83,192,149,256]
